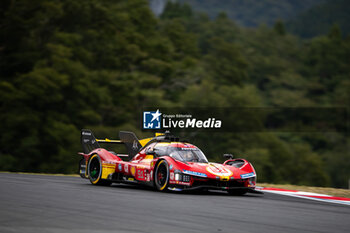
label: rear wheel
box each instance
[88,154,111,186]
[227,189,248,196]
[154,160,169,191]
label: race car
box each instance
[78,130,259,195]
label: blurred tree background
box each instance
[0,0,349,188]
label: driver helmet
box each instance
[183,151,193,161]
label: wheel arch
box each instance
[152,156,177,178]
[153,158,170,191]
[87,148,122,162]
[87,152,114,186]
[87,153,103,185]
[153,158,166,180]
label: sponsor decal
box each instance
[180,147,197,151]
[131,166,136,176]
[177,181,191,186]
[137,169,144,179]
[132,140,139,150]
[82,132,91,136]
[240,172,255,179]
[170,172,174,180]
[143,109,162,129]
[102,161,116,165]
[169,165,173,170]
[183,170,207,178]
[124,164,128,173]
[118,164,122,171]
[206,164,233,177]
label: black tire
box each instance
[87,154,111,186]
[227,189,248,196]
[154,160,169,191]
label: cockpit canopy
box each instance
[154,142,208,163]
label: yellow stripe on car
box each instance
[96,138,122,143]
[139,138,152,146]
[102,164,116,179]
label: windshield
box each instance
[167,146,208,163]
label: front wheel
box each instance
[154,160,169,191]
[87,154,111,186]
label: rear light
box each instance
[175,173,182,181]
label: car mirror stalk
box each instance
[223,154,234,159]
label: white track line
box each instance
[256,187,350,206]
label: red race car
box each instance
[79,130,259,195]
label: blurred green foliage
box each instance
[178,0,324,27]
[287,0,350,38]
[176,0,349,38]
[0,0,349,188]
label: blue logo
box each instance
[183,170,207,178]
[240,172,255,179]
[143,109,162,129]
[118,164,122,171]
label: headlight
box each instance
[174,172,191,182]
[175,173,182,181]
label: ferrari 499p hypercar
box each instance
[78,130,259,195]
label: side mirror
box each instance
[145,148,156,155]
[223,154,234,159]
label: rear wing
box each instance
[81,129,123,154]
[119,131,142,158]
[80,129,166,159]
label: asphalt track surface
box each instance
[0,173,349,233]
